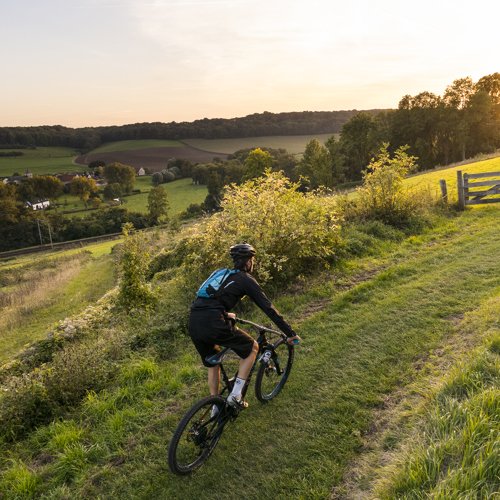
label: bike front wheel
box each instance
[168,395,226,476]
[255,341,294,403]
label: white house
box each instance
[26,198,50,211]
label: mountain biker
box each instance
[188,242,301,410]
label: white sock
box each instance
[228,377,246,400]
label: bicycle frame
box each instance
[217,318,287,400]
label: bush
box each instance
[0,339,117,441]
[338,144,434,228]
[153,171,342,288]
[116,224,158,312]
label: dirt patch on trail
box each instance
[74,147,228,171]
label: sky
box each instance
[1,0,499,128]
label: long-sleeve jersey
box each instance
[191,270,295,338]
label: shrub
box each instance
[116,224,158,312]
[339,144,434,228]
[0,336,119,441]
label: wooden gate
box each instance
[457,170,500,209]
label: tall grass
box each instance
[0,251,116,363]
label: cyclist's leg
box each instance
[208,365,220,395]
[236,340,258,380]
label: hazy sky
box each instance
[1,0,498,128]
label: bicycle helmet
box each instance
[230,242,256,261]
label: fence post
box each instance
[457,170,465,210]
[439,179,448,202]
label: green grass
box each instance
[0,247,117,363]
[2,206,500,498]
[0,147,82,178]
[89,140,185,154]
[404,154,500,200]
[122,177,207,215]
[183,134,339,155]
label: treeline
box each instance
[0,110,379,154]
[288,73,500,186]
[0,206,155,252]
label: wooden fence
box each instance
[457,170,500,209]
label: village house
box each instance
[2,169,34,185]
[26,198,50,211]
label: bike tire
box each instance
[168,395,226,476]
[255,341,294,403]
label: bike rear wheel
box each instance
[168,395,226,476]
[255,341,294,403]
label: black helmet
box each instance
[230,242,256,261]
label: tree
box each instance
[0,183,16,200]
[476,72,500,105]
[204,172,223,210]
[103,182,123,201]
[152,172,163,186]
[39,176,63,213]
[70,177,98,208]
[88,160,106,170]
[103,162,136,194]
[339,112,382,181]
[147,186,169,222]
[242,148,274,182]
[161,170,175,183]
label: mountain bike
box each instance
[167,317,297,476]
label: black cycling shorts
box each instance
[188,309,255,367]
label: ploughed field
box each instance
[74,146,228,170]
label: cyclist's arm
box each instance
[243,274,297,338]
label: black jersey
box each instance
[191,270,295,338]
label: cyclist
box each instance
[188,242,300,409]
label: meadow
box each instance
[0,147,81,178]
[121,176,207,216]
[403,152,500,200]
[183,133,338,155]
[89,140,185,154]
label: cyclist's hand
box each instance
[226,313,236,320]
[287,335,301,345]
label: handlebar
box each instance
[235,318,299,344]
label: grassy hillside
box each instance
[1,203,500,498]
[121,176,207,215]
[0,241,118,362]
[403,153,500,200]
[2,156,500,499]
[0,147,82,177]
[183,133,339,155]
[89,140,185,154]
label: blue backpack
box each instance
[196,268,239,299]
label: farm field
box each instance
[122,176,207,215]
[183,133,339,155]
[0,147,82,178]
[88,140,185,154]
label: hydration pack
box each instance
[196,268,239,299]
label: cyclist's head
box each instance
[230,242,256,272]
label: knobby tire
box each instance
[168,395,226,476]
[255,342,294,403]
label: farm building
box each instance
[25,198,50,211]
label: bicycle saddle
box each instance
[205,347,231,365]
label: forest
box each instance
[0,109,372,154]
